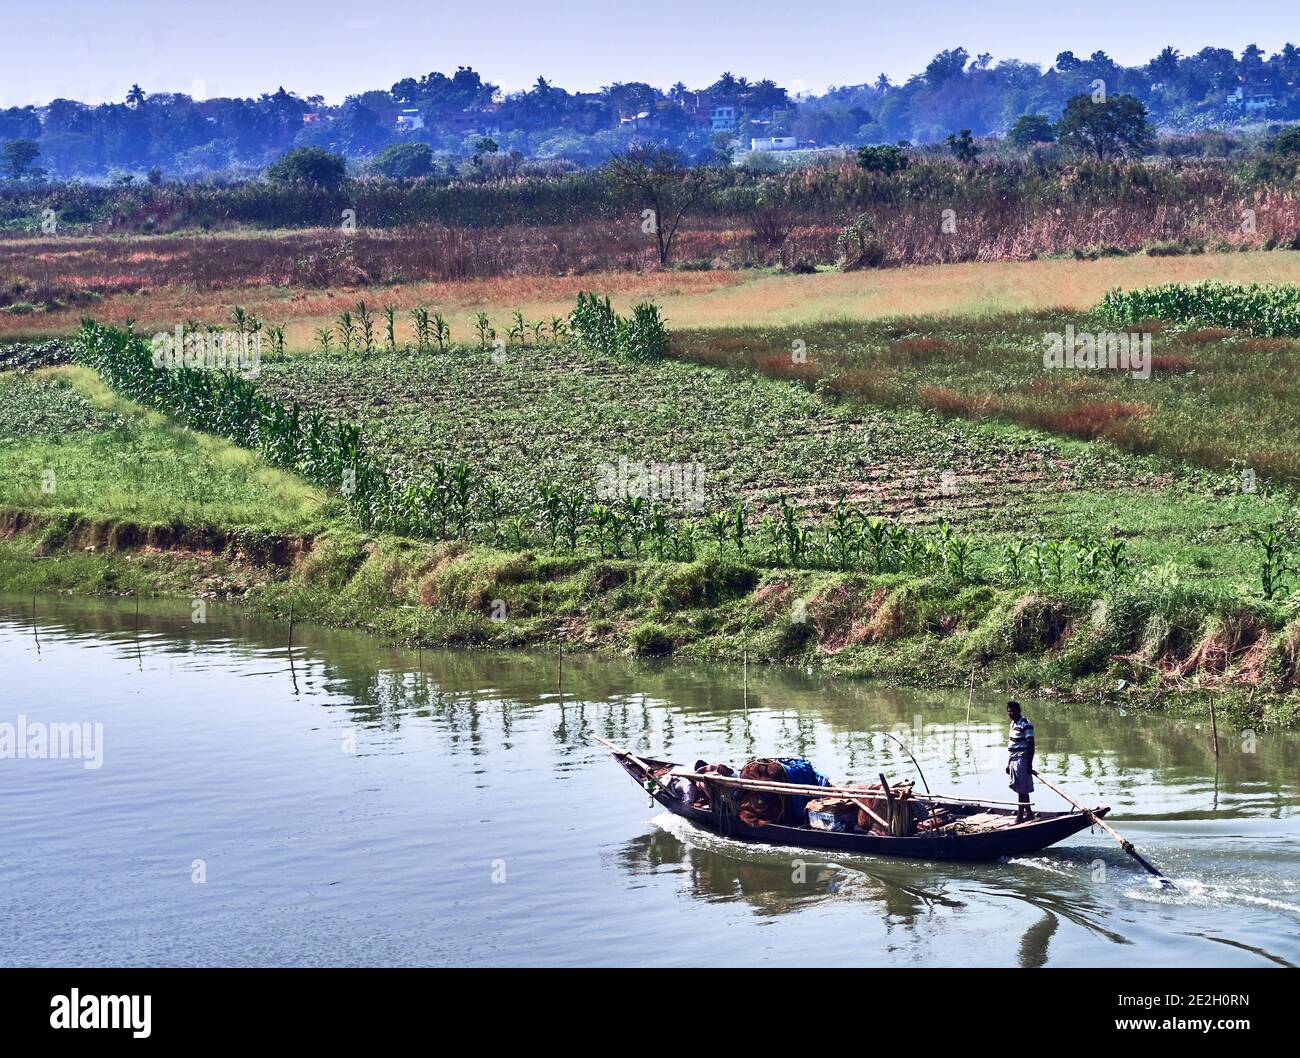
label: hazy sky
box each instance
[3,0,1296,107]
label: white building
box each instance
[396,108,425,131]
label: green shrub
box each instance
[629,621,675,656]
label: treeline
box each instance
[3,42,1300,179]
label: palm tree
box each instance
[126,84,146,109]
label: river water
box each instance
[2,594,1297,967]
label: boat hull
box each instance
[613,753,1107,862]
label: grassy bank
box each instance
[3,516,1295,728]
[1,343,1297,727]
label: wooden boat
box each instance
[598,739,1109,863]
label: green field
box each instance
[671,307,1300,485]
[1,291,1299,724]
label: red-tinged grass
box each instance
[1030,400,1153,440]
[1151,354,1195,372]
[823,369,901,404]
[1183,327,1235,344]
[756,353,821,384]
[917,385,984,418]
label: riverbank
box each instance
[3,508,1295,728]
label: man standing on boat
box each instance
[1005,701,1035,823]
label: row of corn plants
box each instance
[77,320,391,528]
[1098,281,1300,336]
[316,301,582,356]
[312,294,664,360]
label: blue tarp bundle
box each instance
[773,757,831,820]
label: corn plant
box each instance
[708,511,730,554]
[508,310,526,346]
[828,499,855,570]
[559,492,585,550]
[670,523,697,563]
[935,520,973,579]
[336,310,355,354]
[648,506,670,560]
[1074,537,1104,587]
[623,495,647,558]
[860,515,894,573]
[433,313,451,353]
[267,325,286,357]
[355,301,375,356]
[474,312,494,351]
[732,501,748,555]
[410,306,432,352]
[1099,281,1300,337]
[623,301,669,362]
[777,496,810,567]
[538,484,563,546]
[316,328,333,355]
[1103,539,1130,585]
[1002,538,1028,581]
[383,305,397,352]
[1249,524,1292,599]
[480,481,504,544]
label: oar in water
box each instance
[1032,769,1177,891]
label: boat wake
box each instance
[648,811,830,864]
[1125,875,1300,917]
[1003,855,1077,878]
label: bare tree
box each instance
[605,143,716,267]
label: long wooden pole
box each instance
[590,733,655,775]
[662,768,1025,808]
[1033,769,1177,891]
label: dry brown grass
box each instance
[5,247,1300,347]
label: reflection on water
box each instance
[2,593,1298,967]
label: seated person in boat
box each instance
[1005,701,1035,823]
[661,760,733,808]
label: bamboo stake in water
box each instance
[1209,693,1220,759]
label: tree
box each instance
[2,139,42,180]
[126,84,146,109]
[371,141,435,178]
[1273,126,1300,155]
[333,100,389,154]
[265,146,347,186]
[925,48,970,86]
[856,143,909,173]
[1008,113,1056,147]
[1055,93,1152,159]
[946,128,980,162]
[605,143,715,266]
